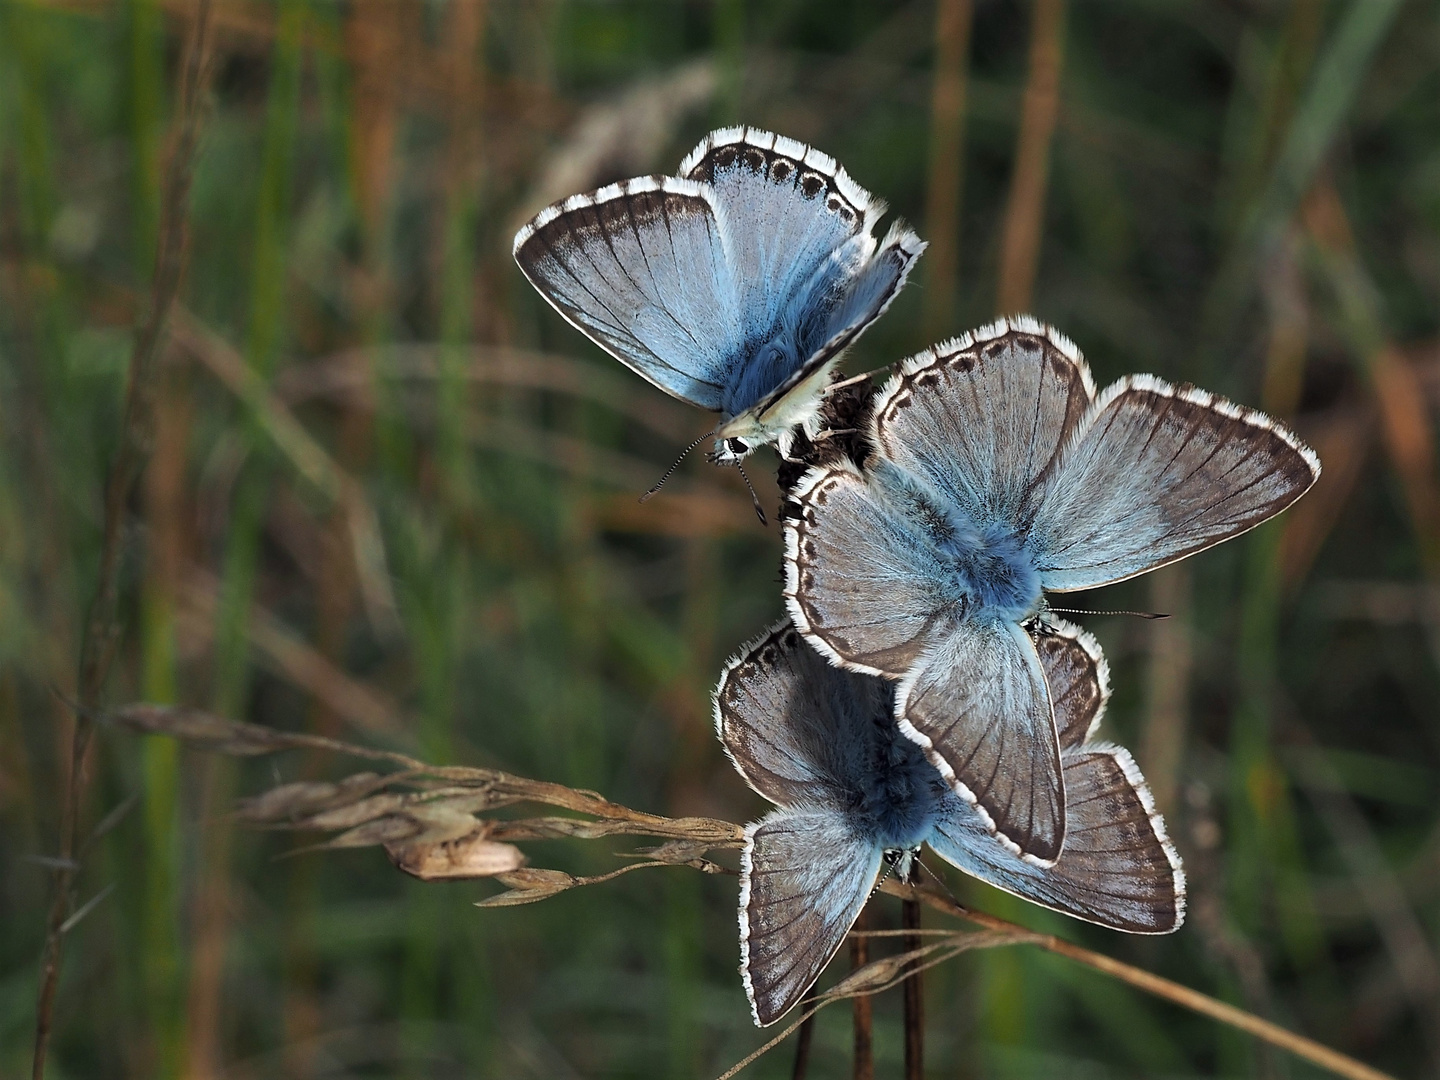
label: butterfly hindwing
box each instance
[753,223,926,426]
[1033,618,1110,752]
[741,808,882,1026]
[513,177,735,409]
[898,617,1065,865]
[680,127,881,340]
[684,128,924,439]
[926,743,1184,933]
[1029,376,1321,592]
[926,623,1182,932]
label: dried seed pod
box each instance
[236,773,387,823]
[322,815,424,849]
[475,867,577,907]
[386,831,526,881]
[305,793,410,831]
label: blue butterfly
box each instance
[784,317,1320,864]
[716,620,1184,1027]
[513,127,924,475]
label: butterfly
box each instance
[783,316,1320,865]
[513,127,924,474]
[716,619,1184,1027]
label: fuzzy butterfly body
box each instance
[784,316,1320,865]
[717,621,1183,1027]
[513,127,924,465]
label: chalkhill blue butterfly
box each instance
[716,620,1183,1026]
[784,317,1320,864]
[513,127,924,479]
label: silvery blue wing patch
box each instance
[784,316,1320,865]
[512,127,924,466]
[715,620,1183,1027]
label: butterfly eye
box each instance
[728,438,750,456]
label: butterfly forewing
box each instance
[741,809,883,1026]
[927,744,1184,933]
[785,465,951,677]
[681,128,879,320]
[1030,377,1321,592]
[872,320,1095,524]
[513,178,735,409]
[1033,618,1111,752]
[715,622,891,809]
[898,618,1065,865]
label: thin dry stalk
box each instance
[886,879,1399,1080]
[790,990,815,1080]
[995,0,1066,315]
[101,703,1401,1080]
[851,906,873,1080]
[922,0,974,338]
[902,896,924,1080]
[32,7,213,1078]
[717,934,1012,1080]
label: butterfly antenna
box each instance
[736,461,767,526]
[915,855,962,907]
[640,429,715,504]
[1048,607,1170,620]
[868,855,899,899]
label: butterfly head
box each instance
[882,847,922,886]
[711,435,755,465]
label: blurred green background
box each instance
[2,0,1439,1076]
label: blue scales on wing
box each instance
[514,128,924,463]
[715,621,1183,1025]
[512,176,734,410]
[785,316,1319,864]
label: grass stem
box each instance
[30,6,212,1076]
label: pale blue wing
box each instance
[681,128,921,420]
[715,621,896,810]
[740,808,883,1026]
[1029,377,1321,592]
[897,616,1065,865]
[784,463,956,678]
[513,176,736,410]
[869,317,1095,526]
[1033,618,1110,753]
[680,128,881,347]
[926,744,1185,933]
[749,223,925,428]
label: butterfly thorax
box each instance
[876,464,1043,622]
[712,314,847,464]
[941,519,1042,622]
